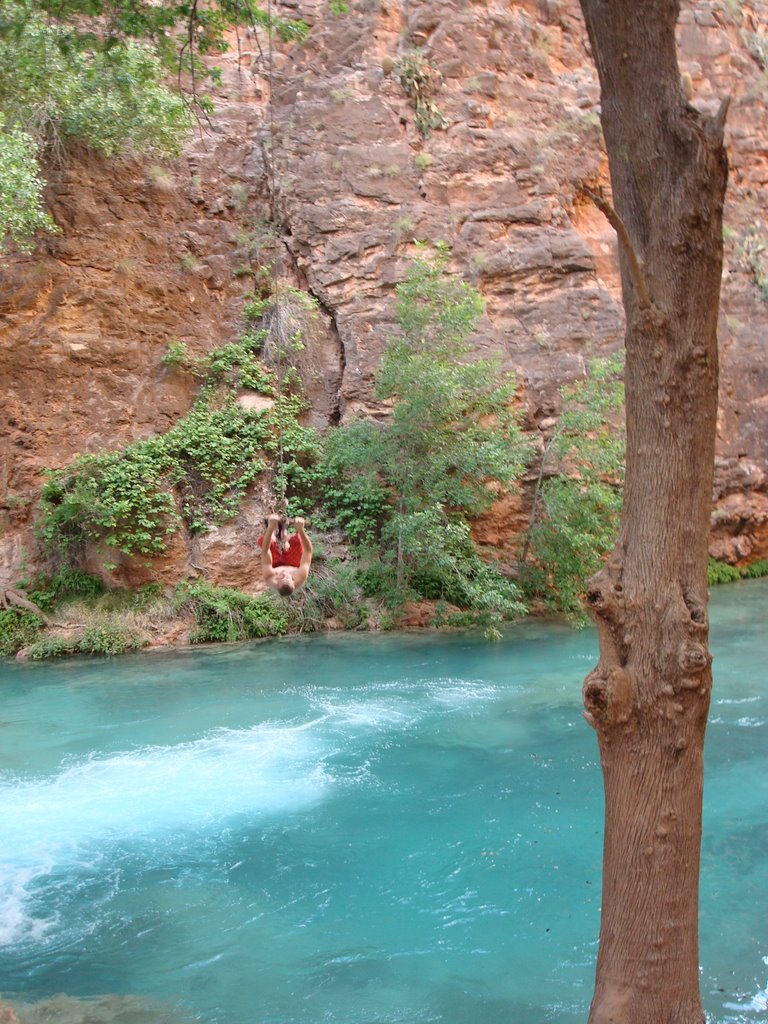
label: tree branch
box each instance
[582,187,651,308]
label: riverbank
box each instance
[3,559,768,662]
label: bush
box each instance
[290,560,368,632]
[0,117,58,250]
[0,4,191,251]
[522,355,625,623]
[38,322,322,562]
[0,608,43,657]
[25,569,105,612]
[26,625,146,660]
[741,559,768,579]
[175,579,288,644]
[707,558,742,585]
[320,247,529,635]
[707,557,768,585]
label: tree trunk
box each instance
[575,3,729,1022]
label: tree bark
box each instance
[575,3,729,1022]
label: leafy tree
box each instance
[522,354,625,621]
[322,245,530,632]
[0,0,307,251]
[0,116,57,250]
[576,3,730,1020]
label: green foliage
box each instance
[367,508,524,636]
[522,355,625,622]
[738,226,768,303]
[321,246,530,634]
[393,50,447,136]
[175,578,288,643]
[708,557,768,584]
[242,296,270,322]
[38,283,322,564]
[0,116,58,250]
[162,341,191,368]
[26,624,146,659]
[0,0,308,250]
[39,401,274,555]
[707,559,742,584]
[0,1,194,249]
[0,608,43,656]
[741,558,768,579]
[205,334,274,392]
[328,0,349,14]
[321,423,389,543]
[289,559,368,632]
[25,568,104,611]
[0,3,191,153]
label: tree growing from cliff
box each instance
[0,0,306,251]
[322,245,530,633]
[522,353,625,622]
[575,2,729,1021]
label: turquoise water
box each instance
[0,581,766,1023]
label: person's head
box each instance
[273,568,295,597]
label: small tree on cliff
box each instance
[321,245,530,632]
[575,3,729,1022]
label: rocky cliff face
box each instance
[2,0,768,590]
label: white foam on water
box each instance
[0,675,503,950]
[715,697,761,706]
[0,721,330,947]
[723,982,768,1014]
[426,678,499,710]
[307,676,499,734]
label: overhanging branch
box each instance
[582,187,651,308]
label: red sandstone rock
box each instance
[2,0,768,602]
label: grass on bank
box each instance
[3,557,768,661]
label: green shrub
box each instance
[25,569,105,612]
[707,557,768,585]
[741,558,768,579]
[25,636,73,660]
[38,400,293,556]
[205,337,274,392]
[0,5,191,252]
[320,245,529,635]
[175,579,288,644]
[393,51,447,136]
[0,117,58,251]
[707,558,742,585]
[290,559,367,632]
[162,341,191,368]
[26,625,146,660]
[522,355,625,623]
[38,295,322,564]
[0,608,43,656]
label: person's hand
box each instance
[268,513,280,526]
[294,516,305,528]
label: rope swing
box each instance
[265,0,288,517]
[254,0,313,595]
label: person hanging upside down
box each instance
[260,513,312,597]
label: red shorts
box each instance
[258,533,303,568]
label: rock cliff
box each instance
[2,0,768,590]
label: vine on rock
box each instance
[38,288,322,563]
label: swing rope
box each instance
[266,0,288,518]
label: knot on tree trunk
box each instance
[682,585,708,629]
[677,640,710,676]
[583,665,633,729]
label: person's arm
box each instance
[293,518,313,586]
[261,514,279,583]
